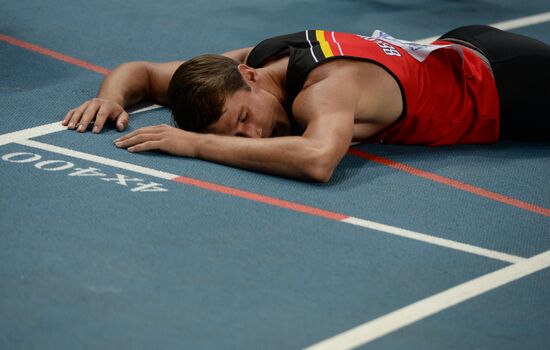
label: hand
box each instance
[114,124,199,157]
[62,98,129,133]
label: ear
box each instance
[237,64,258,84]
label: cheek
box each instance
[250,97,269,123]
[251,93,279,127]
[263,97,280,119]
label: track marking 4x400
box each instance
[3,137,523,264]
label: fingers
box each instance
[114,132,162,151]
[64,101,91,129]
[115,125,168,142]
[115,111,129,132]
[113,125,186,155]
[77,101,101,132]
[127,141,161,153]
[93,104,128,133]
[64,100,98,132]
[62,98,129,133]
[62,108,75,126]
[91,104,111,133]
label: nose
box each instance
[238,123,262,138]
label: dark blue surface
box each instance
[36,112,550,258]
[0,42,103,133]
[366,267,550,350]
[1,0,550,349]
[354,142,550,208]
[0,141,507,349]
[1,0,549,69]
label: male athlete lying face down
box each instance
[63,26,550,182]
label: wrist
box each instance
[192,132,210,159]
[96,93,125,107]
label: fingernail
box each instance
[68,123,74,129]
[92,126,99,133]
[78,125,84,132]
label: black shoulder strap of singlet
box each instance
[246,31,319,135]
[246,31,308,68]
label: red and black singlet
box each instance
[246,30,500,145]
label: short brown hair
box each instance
[167,54,250,132]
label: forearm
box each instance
[196,134,335,182]
[115,125,347,181]
[97,62,152,107]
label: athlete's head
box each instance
[168,54,286,138]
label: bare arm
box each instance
[195,115,352,182]
[101,46,253,107]
[97,60,183,107]
[62,47,253,133]
[114,77,356,182]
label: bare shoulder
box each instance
[293,59,404,141]
[288,72,356,151]
[292,61,360,128]
[292,59,403,141]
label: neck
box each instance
[255,58,293,136]
[256,58,288,104]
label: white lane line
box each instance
[343,217,523,264]
[0,104,165,147]
[3,11,548,145]
[127,103,164,114]
[0,122,67,146]
[492,11,550,31]
[416,11,550,44]
[2,11,547,145]
[16,139,178,180]
[305,249,550,350]
[11,138,525,264]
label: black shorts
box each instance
[439,25,550,141]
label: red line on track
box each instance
[2,33,548,218]
[0,33,111,75]
[172,175,349,221]
[348,148,550,218]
